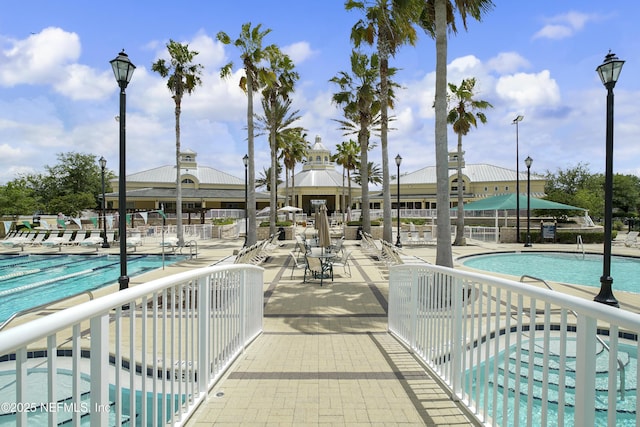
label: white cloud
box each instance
[0,27,81,86]
[282,41,317,64]
[487,52,530,74]
[495,70,560,108]
[533,11,597,40]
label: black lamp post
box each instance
[512,115,524,243]
[395,154,402,247]
[594,50,624,307]
[99,156,110,248]
[243,154,249,247]
[524,156,533,247]
[110,50,135,291]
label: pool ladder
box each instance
[520,274,625,399]
[577,234,585,257]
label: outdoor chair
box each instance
[289,251,308,279]
[304,254,333,286]
[332,249,352,277]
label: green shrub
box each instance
[259,221,292,227]
[212,218,234,226]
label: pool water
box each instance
[465,338,637,426]
[0,254,186,323]
[0,368,183,426]
[460,252,640,293]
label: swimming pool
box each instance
[0,254,186,324]
[460,252,640,293]
[0,366,183,426]
[466,337,637,426]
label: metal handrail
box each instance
[577,235,585,257]
[0,290,95,332]
[520,274,625,399]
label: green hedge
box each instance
[346,220,381,226]
[521,230,612,244]
[259,221,292,227]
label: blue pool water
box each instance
[0,367,183,426]
[0,254,186,323]
[460,252,640,293]
[466,338,637,426]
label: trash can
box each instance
[278,227,286,241]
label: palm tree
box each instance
[218,23,275,246]
[151,40,203,247]
[347,0,420,243]
[354,161,383,186]
[259,48,300,235]
[280,129,309,210]
[331,51,380,234]
[418,0,494,267]
[256,165,282,191]
[447,77,492,245]
[332,139,360,222]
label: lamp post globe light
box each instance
[110,50,136,291]
[99,156,110,248]
[243,154,249,247]
[395,154,402,248]
[524,156,533,248]
[512,115,524,243]
[594,50,624,307]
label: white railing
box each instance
[388,263,640,427]
[465,226,499,243]
[0,264,264,426]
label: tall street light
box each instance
[395,154,402,247]
[512,115,524,243]
[594,50,624,307]
[243,154,249,247]
[99,156,110,248]
[110,50,136,291]
[524,156,533,248]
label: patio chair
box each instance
[289,251,308,279]
[304,254,333,286]
[332,250,352,277]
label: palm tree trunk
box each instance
[379,39,392,243]
[347,168,352,223]
[434,0,453,267]
[246,74,257,246]
[175,98,184,246]
[269,109,277,235]
[454,133,465,245]
[359,125,370,233]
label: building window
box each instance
[484,186,488,192]
[182,178,195,184]
[494,186,498,191]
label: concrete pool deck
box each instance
[2,231,640,425]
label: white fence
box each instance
[388,263,640,427]
[0,264,264,426]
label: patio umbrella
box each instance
[317,204,331,252]
[278,206,302,213]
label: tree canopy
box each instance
[0,152,113,217]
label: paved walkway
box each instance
[183,237,486,427]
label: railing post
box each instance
[90,314,109,426]
[451,276,463,401]
[198,275,211,395]
[574,314,597,427]
[241,268,247,352]
[409,268,419,352]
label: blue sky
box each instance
[0,1,638,185]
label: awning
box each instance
[463,194,586,211]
